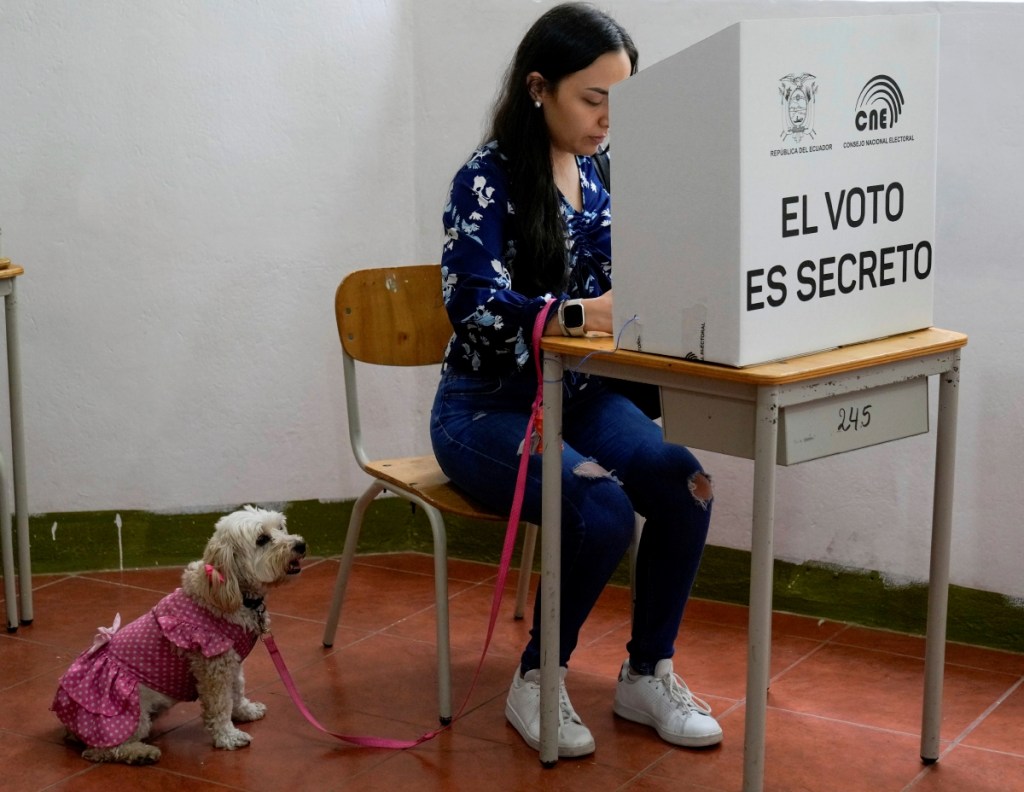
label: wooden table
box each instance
[0,264,31,632]
[537,327,967,791]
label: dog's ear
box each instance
[202,540,243,612]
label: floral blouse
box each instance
[440,141,612,376]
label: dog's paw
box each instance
[233,700,266,722]
[213,727,252,750]
[83,743,161,765]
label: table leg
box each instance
[743,386,780,792]
[921,352,960,762]
[1,451,15,631]
[5,279,30,624]
[539,352,564,766]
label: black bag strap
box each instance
[593,148,611,192]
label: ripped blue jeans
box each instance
[430,367,712,676]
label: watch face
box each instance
[563,302,584,328]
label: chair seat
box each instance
[366,455,510,523]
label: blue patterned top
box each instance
[440,141,612,375]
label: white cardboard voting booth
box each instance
[611,14,939,367]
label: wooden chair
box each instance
[322,264,539,724]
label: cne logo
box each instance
[855,75,905,132]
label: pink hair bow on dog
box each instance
[88,613,122,655]
[205,564,225,586]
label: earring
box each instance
[534,100,542,109]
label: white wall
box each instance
[1,0,420,510]
[1,1,1022,601]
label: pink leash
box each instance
[265,299,558,749]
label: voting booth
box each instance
[611,14,939,367]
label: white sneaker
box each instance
[613,659,723,747]
[505,666,596,757]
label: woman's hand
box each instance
[544,290,614,336]
[584,290,613,335]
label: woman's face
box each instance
[534,49,633,157]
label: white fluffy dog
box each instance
[52,505,306,764]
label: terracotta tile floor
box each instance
[2,553,1023,791]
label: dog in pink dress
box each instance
[52,506,306,764]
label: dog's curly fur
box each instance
[54,505,306,765]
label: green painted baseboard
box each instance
[14,498,1024,654]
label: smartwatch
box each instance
[559,299,586,337]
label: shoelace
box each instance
[558,681,584,725]
[659,671,713,716]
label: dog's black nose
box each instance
[294,541,307,555]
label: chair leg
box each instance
[513,518,638,620]
[421,504,453,724]
[322,482,384,647]
[514,522,539,620]
[323,484,454,724]
[630,512,643,615]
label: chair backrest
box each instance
[335,265,451,367]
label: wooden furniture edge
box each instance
[541,327,967,386]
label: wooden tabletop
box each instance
[542,327,967,386]
[0,263,25,280]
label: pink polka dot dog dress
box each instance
[52,588,259,748]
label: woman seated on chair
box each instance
[429,2,722,757]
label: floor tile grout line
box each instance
[706,685,939,726]
[938,673,1023,755]
[829,632,1024,676]
[15,557,1024,792]
[813,621,1024,678]
[907,675,1024,791]
[26,563,1024,673]
[611,750,680,792]
[764,703,943,742]
[754,621,847,692]
[712,688,1015,749]
[36,761,106,792]
[902,741,1024,792]
[905,672,1024,786]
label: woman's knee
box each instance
[687,470,713,510]
[566,460,635,548]
[628,443,714,511]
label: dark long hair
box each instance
[486,2,638,297]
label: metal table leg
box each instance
[5,279,30,625]
[921,351,960,762]
[539,352,564,766]
[1,451,14,631]
[743,386,780,792]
